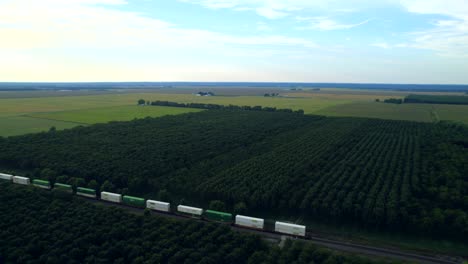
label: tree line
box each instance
[141,99,305,114]
[404,94,468,105]
[382,98,403,104]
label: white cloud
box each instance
[181,0,468,56]
[179,0,384,19]
[399,0,468,57]
[0,0,318,51]
[255,7,288,19]
[399,0,468,19]
[408,28,468,57]
[1,0,467,82]
[0,0,322,81]
[297,17,371,31]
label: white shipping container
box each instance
[33,183,51,190]
[76,192,97,198]
[177,205,203,216]
[235,215,264,229]
[274,222,306,237]
[101,192,122,203]
[12,176,30,185]
[146,200,170,212]
[0,173,13,181]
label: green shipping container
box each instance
[33,179,51,188]
[204,210,233,223]
[123,195,145,208]
[54,183,73,192]
[76,187,97,197]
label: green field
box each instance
[29,105,202,125]
[0,93,205,137]
[0,116,78,137]
[1,90,468,137]
[317,102,468,123]
[0,92,354,137]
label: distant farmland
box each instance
[1,90,468,137]
[317,102,468,124]
[28,105,203,126]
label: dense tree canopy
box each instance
[383,98,403,104]
[0,109,467,241]
[0,183,378,263]
[149,100,303,114]
[405,94,468,105]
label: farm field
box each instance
[0,91,358,137]
[0,93,205,136]
[1,89,468,137]
[28,105,203,125]
[0,116,78,137]
[317,102,468,123]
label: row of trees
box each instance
[145,100,305,114]
[0,183,378,263]
[191,118,468,240]
[0,109,467,241]
[382,98,403,104]
[0,110,313,199]
[405,94,468,105]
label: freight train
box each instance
[0,173,306,237]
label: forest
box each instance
[0,183,379,264]
[404,94,468,105]
[0,109,467,241]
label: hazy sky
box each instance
[0,0,467,83]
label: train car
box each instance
[0,173,13,181]
[146,200,170,212]
[177,205,203,218]
[101,191,122,203]
[274,221,306,237]
[54,183,73,193]
[33,179,51,189]
[122,195,145,208]
[12,176,30,185]
[76,187,97,198]
[235,215,264,230]
[204,210,232,223]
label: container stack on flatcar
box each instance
[54,183,73,193]
[0,173,13,181]
[177,205,203,218]
[204,210,232,223]
[12,176,30,185]
[76,187,97,198]
[275,221,306,237]
[235,215,264,230]
[146,200,170,212]
[101,191,122,203]
[32,179,51,189]
[122,195,145,208]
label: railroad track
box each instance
[82,196,463,264]
[304,236,460,264]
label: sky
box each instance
[0,0,467,84]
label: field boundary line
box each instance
[21,114,90,125]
